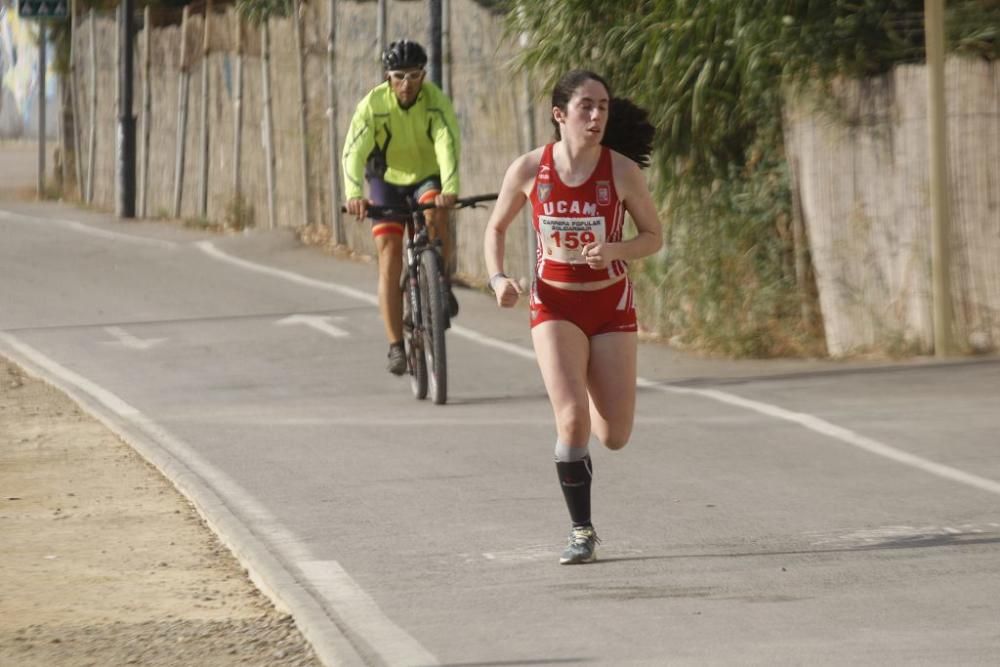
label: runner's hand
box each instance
[493,277,522,308]
[581,241,616,270]
[435,193,457,209]
[345,198,369,220]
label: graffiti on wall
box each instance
[0,0,57,138]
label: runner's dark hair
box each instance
[550,70,654,168]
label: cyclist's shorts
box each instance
[530,277,637,337]
[368,175,441,238]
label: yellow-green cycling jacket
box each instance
[342,80,460,200]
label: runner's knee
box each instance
[593,421,632,451]
[600,434,630,451]
[554,405,590,445]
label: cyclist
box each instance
[483,70,661,564]
[342,39,461,375]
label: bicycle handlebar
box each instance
[341,193,499,220]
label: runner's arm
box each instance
[610,153,662,261]
[484,155,535,306]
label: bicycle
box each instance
[346,193,498,405]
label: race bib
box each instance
[539,216,605,264]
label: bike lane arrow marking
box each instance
[276,314,350,339]
[102,326,167,350]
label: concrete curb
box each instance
[0,333,368,667]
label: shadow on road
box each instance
[596,531,1000,565]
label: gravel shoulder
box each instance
[0,358,323,667]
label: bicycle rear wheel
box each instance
[418,249,448,405]
[403,274,427,400]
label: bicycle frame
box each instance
[403,204,437,332]
[343,193,498,404]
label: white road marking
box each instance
[479,544,554,563]
[197,242,1000,498]
[166,415,557,426]
[0,209,178,249]
[451,324,535,360]
[277,314,349,339]
[0,332,436,667]
[807,523,998,546]
[103,326,167,350]
[645,380,1000,497]
[197,241,377,305]
[198,242,537,358]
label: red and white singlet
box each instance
[529,143,627,283]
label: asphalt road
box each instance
[2,198,999,666]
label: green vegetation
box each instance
[509,0,1000,357]
[233,0,290,24]
[224,194,255,231]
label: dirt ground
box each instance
[0,357,323,667]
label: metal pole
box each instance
[58,63,67,192]
[139,5,151,218]
[924,0,955,356]
[261,19,276,229]
[327,0,343,244]
[71,0,83,199]
[117,0,136,217]
[37,21,46,198]
[519,30,537,272]
[441,0,451,97]
[293,0,312,227]
[232,16,244,200]
[198,0,212,218]
[86,8,96,203]
[172,6,190,218]
[377,0,387,59]
[428,0,442,87]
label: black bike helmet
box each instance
[382,40,428,71]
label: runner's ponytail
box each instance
[604,97,653,168]
[550,70,654,169]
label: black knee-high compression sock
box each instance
[555,446,593,528]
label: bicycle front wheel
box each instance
[418,249,448,405]
[403,272,427,400]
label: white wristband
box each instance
[489,272,508,293]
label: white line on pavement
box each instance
[0,332,436,667]
[197,241,378,305]
[277,314,350,339]
[103,326,167,350]
[197,241,1000,498]
[197,241,537,360]
[0,209,178,249]
[640,380,1000,497]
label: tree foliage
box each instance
[508,0,1000,356]
[234,0,290,25]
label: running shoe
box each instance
[386,343,406,375]
[447,288,459,318]
[560,525,600,565]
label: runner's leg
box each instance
[532,320,591,446]
[532,320,596,539]
[587,331,638,450]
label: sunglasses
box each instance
[389,70,424,82]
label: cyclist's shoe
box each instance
[559,525,600,565]
[447,288,459,319]
[387,342,406,376]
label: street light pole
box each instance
[37,20,46,198]
[428,0,442,87]
[117,0,136,217]
[924,0,954,356]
